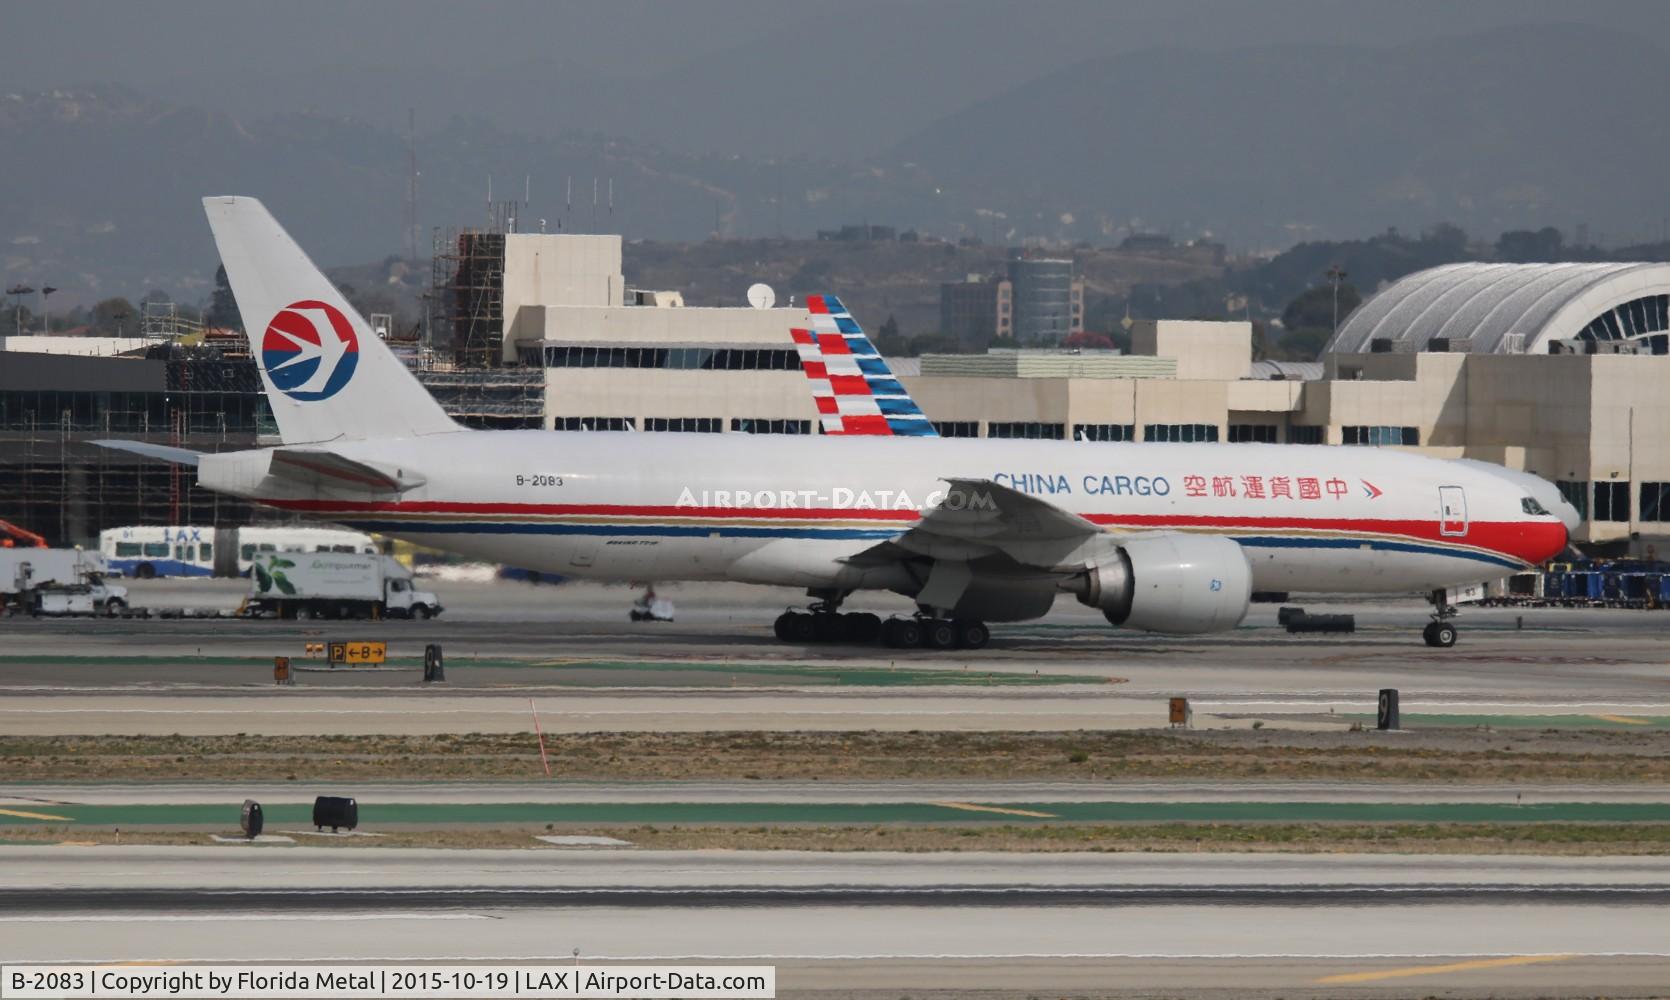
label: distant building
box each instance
[815,224,897,242]
[1006,253,1085,344]
[1119,232,1174,252]
[938,275,1012,349]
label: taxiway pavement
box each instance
[1,848,1666,997]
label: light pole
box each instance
[1325,265,1349,336]
[40,286,57,335]
[6,284,34,336]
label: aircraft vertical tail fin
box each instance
[203,196,458,445]
[792,294,937,436]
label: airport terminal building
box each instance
[8,234,1670,555]
[480,238,1670,552]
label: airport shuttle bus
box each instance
[98,525,378,578]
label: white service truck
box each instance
[1,549,129,616]
[246,552,441,620]
[32,579,132,617]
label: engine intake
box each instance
[1072,534,1252,634]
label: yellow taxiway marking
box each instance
[56,841,98,847]
[1593,714,1651,725]
[930,801,1057,819]
[1317,954,1572,984]
[0,807,71,821]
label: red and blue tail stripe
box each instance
[795,294,937,437]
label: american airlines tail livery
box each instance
[99,197,1577,649]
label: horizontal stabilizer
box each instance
[269,448,425,493]
[90,440,203,467]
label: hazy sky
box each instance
[5,0,1667,157]
[6,0,1669,304]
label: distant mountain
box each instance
[6,22,1670,306]
[0,86,953,305]
[891,23,1670,249]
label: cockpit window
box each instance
[1521,497,1550,516]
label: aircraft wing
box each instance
[851,477,1103,566]
[268,448,426,494]
[90,440,203,467]
[793,294,937,436]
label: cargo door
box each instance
[1439,485,1468,537]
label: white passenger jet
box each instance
[98,198,1575,649]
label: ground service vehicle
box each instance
[1,549,126,614]
[100,524,376,578]
[32,579,131,617]
[246,551,441,620]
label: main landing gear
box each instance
[773,607,883,644]
[772,592,989,649]
[879,614,989,650]
[1422,588,1460,648]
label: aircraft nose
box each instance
[1552,497,1582,534]
[1523,519,1569,565]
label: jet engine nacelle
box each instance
[1073,534,1252,634]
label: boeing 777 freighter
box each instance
[98,198,1576,649]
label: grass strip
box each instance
[5,801,1670,828]
[5,729,1670,783]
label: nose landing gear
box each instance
[1423,589,1460,647]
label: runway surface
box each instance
[6,583,1670,735]
[6,582,1670,995]
[3,848,1667,997]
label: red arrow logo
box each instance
[1362,480,1383,499]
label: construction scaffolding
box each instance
[0,348,282,546]
[415,364,544,429]
[433,229,504,367]
[140,301,205,342]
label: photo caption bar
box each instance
[2,965,775,999]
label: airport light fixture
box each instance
[1325,265,1349,336]
[41,285,57,335]
[5,284,34,336]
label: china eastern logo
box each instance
[260,299,359,401]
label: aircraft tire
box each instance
[1430,622,1458,648]
[954,619,989,650]
[785,612,815,642]
[844,612,882,644]
[810,613,841,642]
[772,611,797,641]
[924,619,957,649]
[883,618,923,648]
